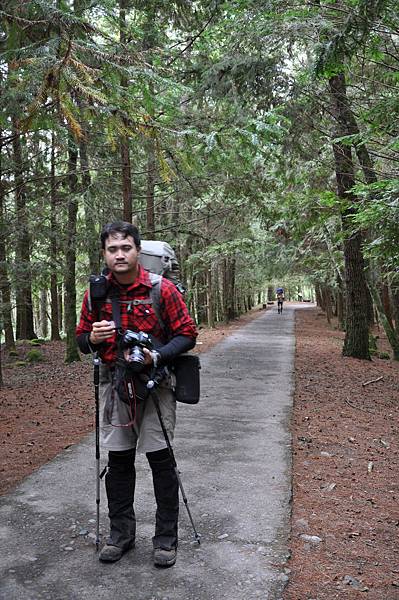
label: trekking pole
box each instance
[147,377,201,545]
[93,353,101,551]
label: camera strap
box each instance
[109,289,125,356]
[111,291,122,331]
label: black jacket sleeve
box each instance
[76,332,105,355]
[157,335,196,364]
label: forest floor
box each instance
[285,308,399,600]
[1,305,398,599]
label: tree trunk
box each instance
[0,226,15,350]
[214,263,221,322]
[315,283,322,308]
[73,0,100,271]
[316,283,324,310]
[366,284,374,327]
[223,257,236,321]
[12,119,36,340]
[58,284,64,334]
[64,136,80,362]
[267,285,274,301]
[121,141,133,222]
[391,282,399,338]
[321,285,332,325]
[196,272,207,325]
[0,131,16,350]
[79,128,99,274]
[50,132,61,341]
[381,282,393,328]
[368,279,399,360]
[336,274,345,331]
[40,289,48,338]
[329,73,370,360]
[0,335,3,387]
[206,267,215,328]
[119,0,133,222]
[341,228,370,358]
[146,138,156,236]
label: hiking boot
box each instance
[99,542,134,563]
[153,547,177,567]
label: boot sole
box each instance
[153,553,177,568]
[99,542,135,563]
[154,558,176,568]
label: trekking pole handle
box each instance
[93,355,101,385]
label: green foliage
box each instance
[1,0,398,340]
[314,0,390,76]
[28,339,44,346]
[26,349,44,362]
[350,179,399,268]
[369,333,379,352]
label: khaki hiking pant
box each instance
[99,365,176,454]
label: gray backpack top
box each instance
[139,240,186,335]
[139,240,185,295]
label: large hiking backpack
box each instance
[139,240,185,294]
[139,241,199,404]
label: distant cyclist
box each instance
[276,287,285,314]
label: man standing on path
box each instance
[76,221,197,567]
[276,287,285,314]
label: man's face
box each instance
[103,233,140,280]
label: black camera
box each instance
[121,330,153,373]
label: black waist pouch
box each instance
[171,353,201,404]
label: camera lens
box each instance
[127,346,146,373]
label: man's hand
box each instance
[142,348,161,367]
[89,320,115,345]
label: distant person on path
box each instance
[76,221,197,567]
[276,287,285,314]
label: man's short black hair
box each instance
[100,221,141,249]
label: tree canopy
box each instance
[1,0,398,367]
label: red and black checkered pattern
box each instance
[76,265,197,364]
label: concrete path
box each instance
[0,303,298,600]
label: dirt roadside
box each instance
[1,304,398,599]
[285,308,399,600]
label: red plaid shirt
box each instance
[76,265,197,364]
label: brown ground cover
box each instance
[285,308,399,600]
[1,305,398,599]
